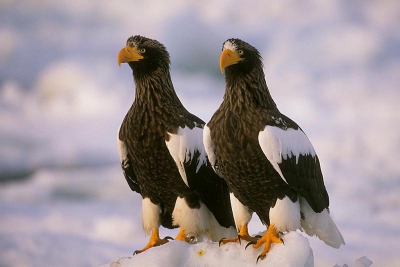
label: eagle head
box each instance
[220,38,263,75]
[118,35,170,73]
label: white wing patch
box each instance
[117,126,128,164]
[203,124,224,177]
[166,126,207,187]
[203,124,216,167]
[258,126,316,183]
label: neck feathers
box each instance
[224,65,277,111]
[133,66,183,109]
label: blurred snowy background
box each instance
[1,0,399,266]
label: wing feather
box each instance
[258,125,329,212]
[117,127,140,193]
[203,124,224,177]
[166,124,234,228]
[165,126,207,187]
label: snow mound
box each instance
[102,231,313,267]
[355,256,373,267]
[334,256,373,267]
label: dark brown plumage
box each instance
[205,38,344,261]
[117,35,235,254]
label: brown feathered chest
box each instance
[119,100,194,212]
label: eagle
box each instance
[116,35,236,254]
[204,38,345,262]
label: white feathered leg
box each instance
[134,197,171,254]
[219,193,257,245]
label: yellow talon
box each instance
[248,224,283,262]
[219,224,259,246]
[175,228,196,243]
[133,229,171,255]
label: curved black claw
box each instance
[245,241,257,250]
[280,238,285,245]
[256,254,266,264]
[237,235,241,245]
[165,236,174,240]
[254,235,262,239]
[219,238,226,247]
[133,250,140,256]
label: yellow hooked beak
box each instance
[219,49,242,73]
[117,46,144,66]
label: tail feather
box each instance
[300,197,345,248]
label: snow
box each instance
[1,0,400,266]
[333,256,373,267]
[355,257,373,267]
[102,232,314,267]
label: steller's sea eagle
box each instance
[117,35,235,254]
[204,38,345,262]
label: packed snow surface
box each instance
[102,232,314,267]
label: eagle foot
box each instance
[219,238,227,247]
[238,233,260,245]
[133,231,171,255]
[256,254,266,264]
[245,240,257,250]
[219,224,259,247]
[175,228,197,244]
[248,224,283,263]
[218,236,237,246]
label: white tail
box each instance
[299,197,345,248]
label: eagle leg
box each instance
[174,227,197,244]
[219,224,259,246]
[247,224,283,263]
[133,228,172,255]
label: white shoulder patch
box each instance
[258,126,316,183]
[117,126,128,163]
[203,124,216,167]
[166,126,207,187]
